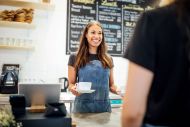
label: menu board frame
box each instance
[66,0,154,56]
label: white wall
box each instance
[0,0,128,88]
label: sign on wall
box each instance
[66,0,156,56]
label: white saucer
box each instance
[76,89,95,94]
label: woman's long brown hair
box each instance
[74,21,113,71]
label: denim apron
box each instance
[73,60,111,113]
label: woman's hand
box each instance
[110,85,121,95]
[69,84,81,96]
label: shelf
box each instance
[0,21,36,29]
[0,0,55,11]
[0,45,34,50]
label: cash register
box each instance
[10,83,72,127]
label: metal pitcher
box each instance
[58,77,69,92]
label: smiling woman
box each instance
[67,21,120,113]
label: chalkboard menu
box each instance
[66,0,154,56]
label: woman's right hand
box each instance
[69,84,81,96]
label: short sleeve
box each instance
[68,54,76,67]
[124,12,155,72]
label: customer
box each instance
[68,21,119,113]
[122,0,190,126]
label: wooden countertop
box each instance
[71,108,121,127]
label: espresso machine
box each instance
[0,64,19,94]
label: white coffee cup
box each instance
[76,82,92,90]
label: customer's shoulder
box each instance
[144,4,176,19]
[139,4,176,28]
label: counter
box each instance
[72,108,121,127]
[0,93,122,127]
[50,93,122,127]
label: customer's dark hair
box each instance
[175,0,190,62]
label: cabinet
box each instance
[0,0,55,50]
[16,112,72,127]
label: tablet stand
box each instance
[28,92,46,113]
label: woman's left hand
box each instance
[110,85,121,95]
